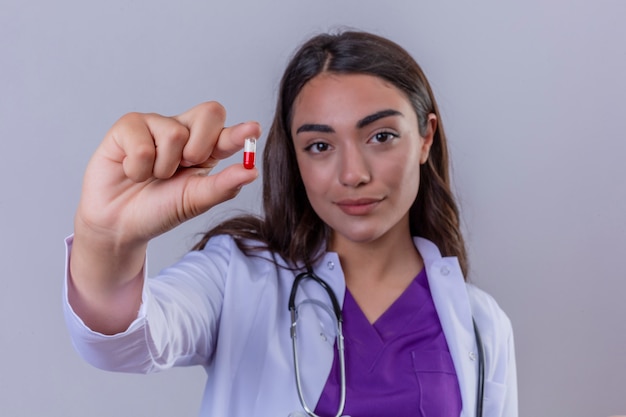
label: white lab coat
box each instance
[64,235,517,417]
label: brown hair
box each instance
[194,30,468,277]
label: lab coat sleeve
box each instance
[63,234,234,374]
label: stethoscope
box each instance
[288,270,485,417]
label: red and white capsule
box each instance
[243,137,257,169]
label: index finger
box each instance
[213,121,263,161]
[174,102,262,166]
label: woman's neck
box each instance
[330,229,423,323]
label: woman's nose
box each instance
[338,149,371,187]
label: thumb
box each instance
[182,164,259,218]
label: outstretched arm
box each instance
[68,102,261,335]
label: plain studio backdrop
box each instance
[1,0,624,416]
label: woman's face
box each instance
[291,73,435,249]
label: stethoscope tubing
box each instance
[289,271,346,417]
[473,318,485,417]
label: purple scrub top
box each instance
[314,269,462,417]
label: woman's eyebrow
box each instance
[356,109,403,128]
[295,109,403,134]
[296,123,334,134]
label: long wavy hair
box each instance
[194,30,468,277]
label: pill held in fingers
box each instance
[243,137,256,169]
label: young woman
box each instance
[65,31,517,417]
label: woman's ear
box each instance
[419,113,437,164]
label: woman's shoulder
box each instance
[195,233,289,269]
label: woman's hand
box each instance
[76,101,261,247]
[68,102,261,334]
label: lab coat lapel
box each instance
[415,237,478,417]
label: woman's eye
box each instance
[305,142,330,153]
[371,131,398,143]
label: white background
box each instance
[1,0,625,416]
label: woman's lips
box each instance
[335,198,382,215]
